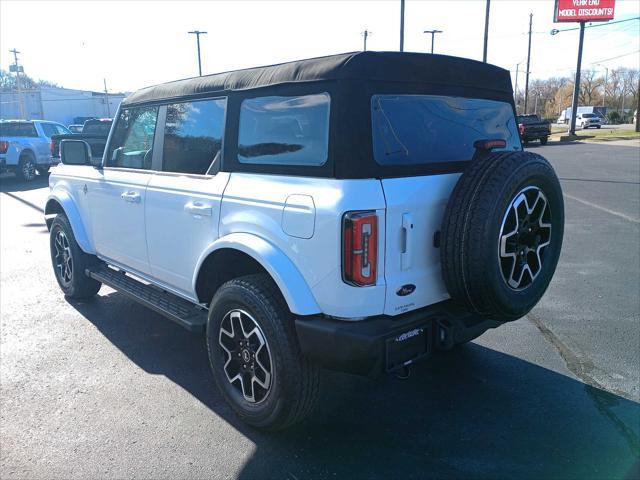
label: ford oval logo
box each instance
[396,284,416,296]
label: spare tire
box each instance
[441,151,564,321]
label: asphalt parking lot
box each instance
[1,140,639,479]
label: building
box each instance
[0,86,127,125]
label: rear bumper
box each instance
[522,131,550,140]
[295,301,500,377]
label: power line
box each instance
[550,16,639,35]
[590,49,640,65]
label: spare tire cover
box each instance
[440,150,564,321]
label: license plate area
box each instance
[385,323,432,371]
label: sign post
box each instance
[568,22,586,135]
[553,0,616,136]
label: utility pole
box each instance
[596,64,609,108]
[514,63,520,113]
[362,30,372,51]
[635,78,639,133]
[399,0,405,52]
[482,0,491,62]
[103,78,110,117]
[9,48,26,119]
[423,30,443,54]
[568,21,585,135]
[523,13,533,114]
[188,30,207,76]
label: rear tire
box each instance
[441,151,564,321]
[18,153,36,182]
[206,274,319,430]
[49,214,102,299]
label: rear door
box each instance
[372,94,521,315]
[145,98,229,298]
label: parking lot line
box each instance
[563,192,640,224]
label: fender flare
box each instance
[45,190,95,255]
[194,232,321,316]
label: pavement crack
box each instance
[528,312,640,456]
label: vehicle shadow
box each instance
[0,173,49,194]
[70,292,640,480]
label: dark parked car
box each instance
[51,118,112,162]
[517,114,551,145]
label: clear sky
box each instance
[1,0,638,94]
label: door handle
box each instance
[184,201,212,217]
[401,213,414,271]
[121,191,141,203]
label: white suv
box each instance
[45,52,564,429]
[577,113,602,129]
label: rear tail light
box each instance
[518,123,525,136]
[0,141,8,154]
[343,211,378,286]
[473,139,507,151]
[50,139,57,157]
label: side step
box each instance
[87,265,207,333]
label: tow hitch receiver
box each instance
[385,322,433,372]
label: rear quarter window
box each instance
[372,95,520,166]
[237,93,330,166]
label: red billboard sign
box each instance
[554,0,615,22]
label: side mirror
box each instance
[60,140,92,166]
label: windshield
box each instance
[83,121,112,135]
[0,122,38,137]
[372,95,520,166]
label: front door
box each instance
[145,98,229,298]
[89,105,160,275]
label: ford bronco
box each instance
[46,52,564,430]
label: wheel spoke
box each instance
[218,309,273,404]
[499,186,552,290]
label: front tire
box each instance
[206,274,319,430]
[540,137,548,145]
[49,215,102,299]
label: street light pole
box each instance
[423,30,443,54]
[188,30,207,76]
[482,0,491,62]
[362,30,372,51]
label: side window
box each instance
[40,123,58,138]
[55,124,71,135]
[163,98,226,175]
[106,106,158,170]
[237,93,330,166]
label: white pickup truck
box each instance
[0,119,71,181]
[46,52,564,430]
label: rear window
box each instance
[238,93,330,166]
[581,113,596,118]
[0,122,38,137]
[372,95,520,166]
[517,115,542,125]
[83,121,112,135]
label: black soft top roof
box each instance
[123,51,513,106]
